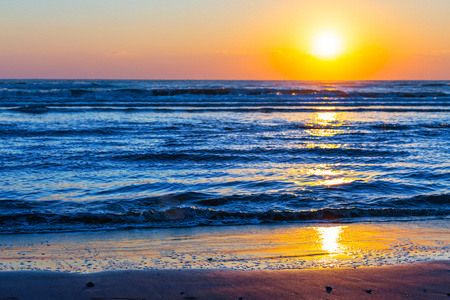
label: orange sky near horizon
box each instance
[1,0,449,80]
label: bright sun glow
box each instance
[311,31,343,60]
[317,226,343,254]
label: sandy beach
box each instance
[0,220,449,299]
[0,261,448,299]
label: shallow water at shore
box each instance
[1,220,448,272]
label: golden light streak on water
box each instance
[306,168,344,176]
[306,129,345,136]
[315,106,336,110]
[315,177,354,186]
[305,110,345,136]
[315,112,338,126]
[305,143,347,149]
[293,162,357,187]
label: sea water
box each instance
[0,80,449,234]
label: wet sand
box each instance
[0,261,449,299]
[1,220,448,272]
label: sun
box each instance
[311,31,343,60]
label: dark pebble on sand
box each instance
[86,282,95,287]
[207,258,213,261]
[365,289,372,294]
[326,286,332,293]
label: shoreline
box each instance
[1,219,448,272]
[0,261,448,299]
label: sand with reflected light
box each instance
[316,226,344,254]
[0,221,447,272]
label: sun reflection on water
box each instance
[315,177,354,186]
[316,112,337,126]
[294,163,357,187]
[317,226,345,254]
[306,143,347,149]
[306,168,344,176]
[305,111,345,137]
[306,129,344,136]
[315,106,336,110]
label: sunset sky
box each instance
[1,0,449,80]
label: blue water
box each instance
[0,80,449,233]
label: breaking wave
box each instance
[0,193,448,234]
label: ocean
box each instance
[0,79,449,234]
